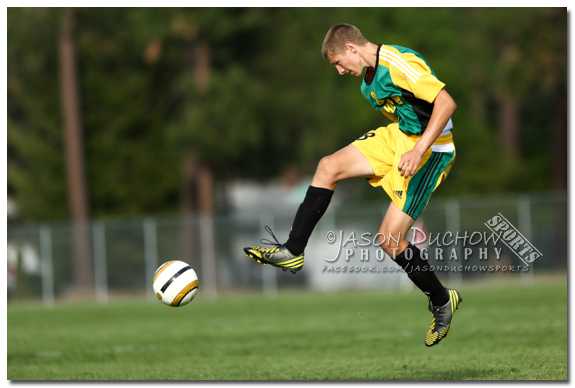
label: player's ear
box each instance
[345,42,356,54]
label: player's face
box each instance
[328,50,362,77]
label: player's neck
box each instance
[358,42,380,69]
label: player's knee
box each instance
[316,155,341,183]
[376,233,387,250]
[378,230,408,258]
[379,240,398,257]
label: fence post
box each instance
[93,222,108,304]
[259,213,278,298]
[518,195,534,285]
[445,199,463,285]
[40,226,55,308]
[199,214,218,299]
[144,218,159,300]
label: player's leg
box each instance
[378,202,448,305]
[309,143,376,190]
[378,202,461,347]
[284,144,375,255]
[377,202,447,327]
[244,144,375,273]
[377,124,461,346]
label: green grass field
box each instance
[8,278,567,380]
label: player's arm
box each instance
[398,88,457,178]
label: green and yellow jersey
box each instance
[361,44,452,136]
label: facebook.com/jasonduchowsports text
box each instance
[321,264,529,273]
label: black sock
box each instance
[393,243,449,306]
[284,186,334,255]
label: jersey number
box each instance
[357,131,376,141]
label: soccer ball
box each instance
[153,260,198,307]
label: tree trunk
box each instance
[181,39,214,271]
[498,40,521,159]
[497,92,520,158]
[59,8,93,295]
[181,156,215,272]
[552,79,567,268]
[181,156,199,270]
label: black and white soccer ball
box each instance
[153,260,198,307]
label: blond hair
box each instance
[321,24,369,60]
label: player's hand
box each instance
[398,149,423,178]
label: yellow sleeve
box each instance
[387,52,445,103]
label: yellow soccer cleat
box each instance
[425,288,462,347]
[243,226,304,274]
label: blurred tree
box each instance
[8,8,67,220]
[7,7,567,224]
[166,8,270,179]
[76,8,183,217]
[450,8,567,194]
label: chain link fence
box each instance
[7,191,567,306]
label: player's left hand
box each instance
[398,149,423,178]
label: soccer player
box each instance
[244,24,462,347]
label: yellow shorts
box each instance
[352,123,455,220]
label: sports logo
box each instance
[484,214,542,266]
